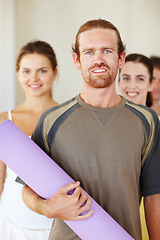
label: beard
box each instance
[82,63,118,89]
[87,74,115,88]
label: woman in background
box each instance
[0,40,58,240]
[118,53,153,107]
[119,53,153,240]
[150,56,160,116]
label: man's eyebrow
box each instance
[122,74,130,77]
[81,46,115,52]
[82,48,93,52]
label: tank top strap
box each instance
[7,111,31,138]
[8,110,12,121]
[0,113,5,121]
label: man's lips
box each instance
[92,68,107,73]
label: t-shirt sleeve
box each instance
[140,116,160,197]
[31,114,49,155]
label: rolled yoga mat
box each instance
[0,120,134,240]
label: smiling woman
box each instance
[119,53,153,106]
[118,53,153,106]
[0,40,58,240]
[118,53,154,240]
[17,53,57,100]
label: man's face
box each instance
[73,28,124,89]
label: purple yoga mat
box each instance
[0,120,134,240]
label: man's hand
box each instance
[22,181,93,221]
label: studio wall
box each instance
[0,0,160,111]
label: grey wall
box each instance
[0,0,15,111]
[0,0,160,111]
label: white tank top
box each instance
[0,110,53,229]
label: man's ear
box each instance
[72,52,81,70]
[119,51,126,69]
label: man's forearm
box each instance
[22,185,48,216]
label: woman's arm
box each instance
[0,160,6,197]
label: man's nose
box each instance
[94,52,105,65]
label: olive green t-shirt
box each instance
[32,95,160,240]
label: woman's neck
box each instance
[16,95,58,113]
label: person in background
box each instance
[150,56,160,116]
[22,19,160,240]
[0,40,58,240]
[118,53,153,107]
[119,53,153,240]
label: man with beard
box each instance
[22,19,160,240]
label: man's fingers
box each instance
[78,195,91,215]
[72,188,92,217]
[61,181,80,194]
[74,188,90,207]
[77,209,94,220]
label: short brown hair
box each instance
[72,19,125,59]
[16,40,57,72]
